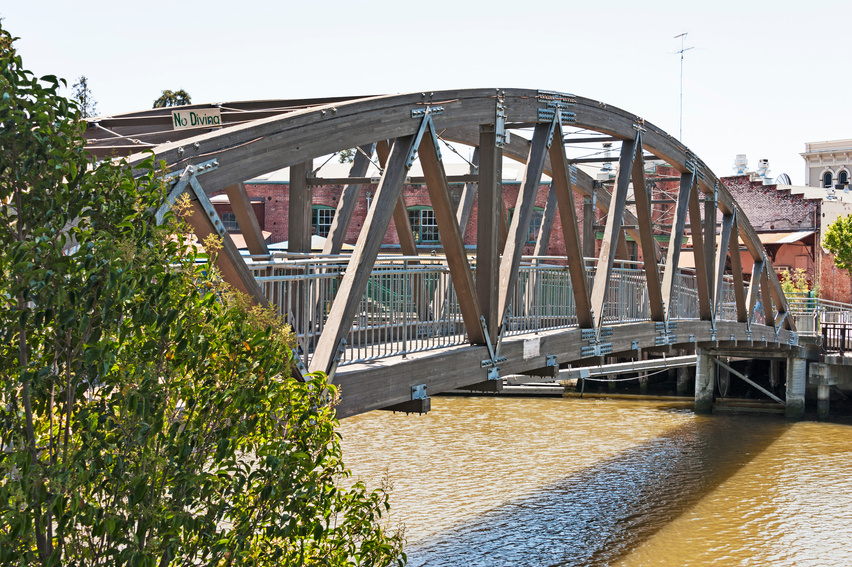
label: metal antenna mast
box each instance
[674,32,694,141]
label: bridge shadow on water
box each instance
[406,411,790,567]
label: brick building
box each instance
[212,157,852,302]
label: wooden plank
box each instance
[615,229,630,260]
[392,195,419,256]
[322,143,375,255]
[728,216,748,323]
[582,190,596,259]
[456,147,480,231]
[419,122,484,344]
[532,186,558,257]
[184,180,268,306]
[746,260,764,327]
[309,134,417,376]
[376,140,421,258]
[308,174,479,185]
[500,192,509,250]
[590,138,635,331]
[661,172,694,319]
[714,212,734,319]
[704,195,717,301]
[498,121,554,325]
[763,256,794,331]
[224,182,269,255]
[760,266,775,326]
[549,124,593,328]
[688,183,713,321]
[477,126,503,344]
[288,160,312,253]
[630,144,664,321]
[438,125,656,258]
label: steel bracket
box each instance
[582,327,613,357]
[411,384,428,400]
[291,345,311,382]
[326,338,347,382]
[479,315,507,368]
[495,101,509,148]
[155,158,220,225]
[655,321,678,346]
[411,106,444,119]
[162,158,219,184]
[581,343,613,357]
[546,355,557,368]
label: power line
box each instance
[674,32,694,142]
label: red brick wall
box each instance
[722,175,820,233]
[237,181,590,257]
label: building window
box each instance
[823,171,833,188]
[221,212,240,232]
[312,205,335,237]
[508,206,545,244]
[839,170,849,188]
[408,207,439,243]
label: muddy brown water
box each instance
[339,396,852,566]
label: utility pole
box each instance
[674,33,694,142]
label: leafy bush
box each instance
[0,23,404,566]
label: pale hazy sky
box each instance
[3,0,849,185]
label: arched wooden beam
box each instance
[104,88,791,332]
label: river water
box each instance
[338,395,852,566]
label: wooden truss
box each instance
[87,89,796,394]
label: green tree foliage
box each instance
[823,214,852,278]
[152,89,192,108]
[0,24,404,566]
[71,75,97,118]
[338,148,355,164]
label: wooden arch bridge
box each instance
[86,89,803,418]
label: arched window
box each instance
[408,207,439,243]
[823,171,833,188]
[508,206,545,244]
[312,205,335,237]
[840,170,849,188]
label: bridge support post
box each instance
[677,366,691,396]
[695,348,714,414]
[786,357,806,419]
[818,385,830,420]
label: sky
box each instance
[3,0,850,185]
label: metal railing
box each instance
[822,323,852,354]
[248,253,816,367]
[787,295,852,338]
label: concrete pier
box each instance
[677,366,691,396]
[695,349,715,414]
[786,357,806,419]
[818,384,831,420]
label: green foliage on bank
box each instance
[0,23,404,566]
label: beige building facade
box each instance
[801,139,852,190]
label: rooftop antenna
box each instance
[674,32,694,141]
